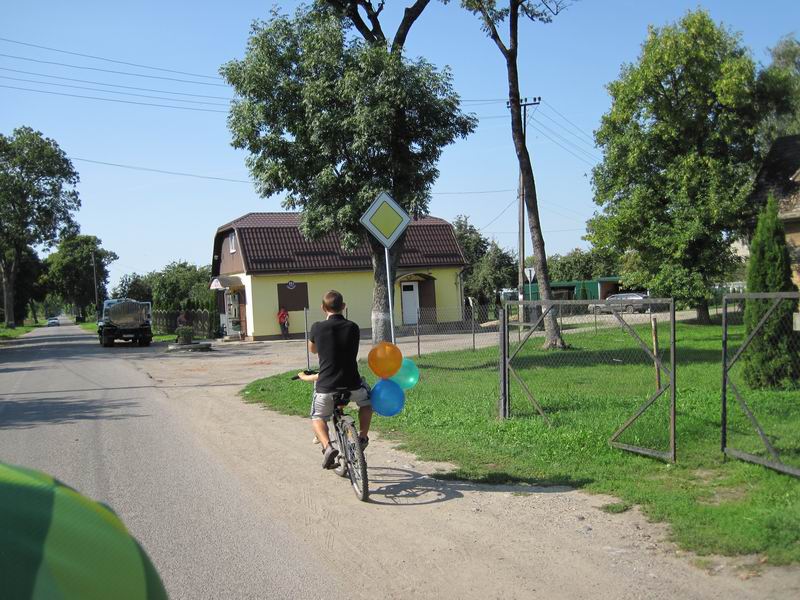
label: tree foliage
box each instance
[150,262,212,311]
[743,195,798,388]
[112,273,154,303]
[469,241,517,303]
[0,126,79,326]
[541,247,621,282]
[221,5,475,341]
[46,235,117,317]
[587,10,792,323]
[759,34,800,145]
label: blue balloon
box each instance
[390,358,419,390]
[371,379,405,417]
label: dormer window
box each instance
[229,232,236,253]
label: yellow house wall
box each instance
[247,266,463,337]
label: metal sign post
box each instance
[359,191,411,345]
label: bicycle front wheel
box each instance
[342,420,369,501]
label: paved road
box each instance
[0,322,339,600]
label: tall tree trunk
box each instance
[370,238,402,344]
[1,260,17,328]
[695,300,711,325]
[504,5,565,349]
[29,299,38,324]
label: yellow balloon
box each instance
[368,341,403,378]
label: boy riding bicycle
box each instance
[297,291,372,468]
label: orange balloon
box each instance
[368,342,403,378]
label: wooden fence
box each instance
[152,309,216,339]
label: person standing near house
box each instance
[297,290,372,469]
[277,306,290,339]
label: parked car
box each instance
[47,317,60,327]
[588,293,650,314]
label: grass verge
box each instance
[242,321,800,564]
[0,323,41,339]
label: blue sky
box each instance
[2,1,797,287]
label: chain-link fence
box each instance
[152,309,216,339]
[500,299,676,462]
[722,292,800,478]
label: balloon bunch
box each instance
[367,341,419,417]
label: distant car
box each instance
[47,317,60,327]
[588,293,650,315]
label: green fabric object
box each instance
[743,194,799,388]
[0,462,168,600]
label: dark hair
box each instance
[323,290,344,313]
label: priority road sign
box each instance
[359,191,411,249]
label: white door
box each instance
[401,282,419,325]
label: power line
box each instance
[0,84,229,113]
[530,116,601,162]
[485,227,585,234]
[0,67,232,100]
[479,198,517,230]
[72,158,252,183]
[540,100,595,144]
[527,121,597,168]
[0,37,222,80]
[0,75,230,107]
[0,53,229,87]
[535,109,598,155]
[432,188,513,195]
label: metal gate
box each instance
[722,292,800,478]
[499,298,676,462]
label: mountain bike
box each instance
[293,372,369,501]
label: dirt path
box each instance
[133,339,799,599]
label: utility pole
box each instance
[507,96,541,305]
[91,251,99,316]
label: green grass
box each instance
[0,323,42,339]
[77,322,176,342]
[242,321,800,564]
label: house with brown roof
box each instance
[210,212,466,339]
[748,135,800,286]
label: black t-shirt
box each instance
[309,314,362,393]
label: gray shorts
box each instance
[311,384,371,421]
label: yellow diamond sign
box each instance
[360,192,411,248]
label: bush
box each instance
[175,325,194,345]
[743,195,798,388]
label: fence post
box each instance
[499,308,509,419]
[471,305,476,351]
[721,297,728,455]
[669,299,677,463]
[304,307,310,370]
[416,307,421,357]
[594,307,598,335]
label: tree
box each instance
[453,215,490,298]
[759,35,800,146]
[469,241,517,303]
[743,195,798,388]
[113,272,154,303]
[587,10,793,324]
[537,247,621,281]
[461,0,567,348]
[222,5,475,342]
[47,235,117,319]
[150,262,211,310]
[0,127,80,327]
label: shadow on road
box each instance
[0,397,143,429]
[367,466,578,506]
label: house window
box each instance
[277,282,309,312]
[229,232,236,253]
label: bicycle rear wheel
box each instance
[332,426,348,478]
[341,420,368,501]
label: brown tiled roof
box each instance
[214,212,465,275]
[750,135,800,218]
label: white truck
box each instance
[97,298,153,347]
